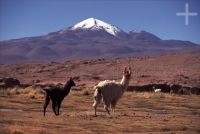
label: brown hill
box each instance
[0,52,199,88]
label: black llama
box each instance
[43,78,75,116]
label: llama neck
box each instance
[63,81,72,96]
[120,76,130,91]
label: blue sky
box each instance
[0,0,199,44]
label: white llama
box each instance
[93,66,132,116]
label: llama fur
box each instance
[154,88,161,93]
[153,86,162,93]
[43,78,75,116]
[93,66,132,116]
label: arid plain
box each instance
[0,52,200,134]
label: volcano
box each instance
[0,18,199,63]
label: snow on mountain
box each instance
[71,18,122,36]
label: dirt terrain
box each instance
[0,52,200,133]
[0,88,200,134]
[1,52,200,87]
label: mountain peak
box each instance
[71,18,122,36]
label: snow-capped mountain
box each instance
[0,18,198,63]
[70,18,122,36]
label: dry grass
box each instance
[0,53,200,133]
[7,125,24,134]
[0,88,200,134]
[0,86,44,99]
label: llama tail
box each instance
[43,88,48,92]
[93,85,97,90]
[93,86,102,103]
[43,86,52,93]
[93,86,102,105]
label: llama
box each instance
[43,78,75,116]
[93,66,132,116]
[153,86,162,93]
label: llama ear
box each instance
[125,66,128,71]
[128,66,132,74]
[123,66,127,74]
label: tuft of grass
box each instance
[11,131,24,134]
[0,86,44,99]
[38,131,47,134]
[181,126,188,131]
[7,125,24,134]
[1,87,16,96]
[196,129,200,133]
[8,88,20,95]
[27,91,36,99]
[82,90,90,96]
[161,127,171,132]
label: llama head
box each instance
[69,77,76,87]
[123,66,132,79]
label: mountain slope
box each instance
[0,18,199,63]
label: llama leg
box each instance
[43,94,50,116]
[93,96,101,116]
[104,100,110,115]
[104,104,110,115]
[93,100,100,116]
[103,98,110,115]
[93,101,98,116]
[111,99,117,114]
[111,105,115,114]
[52,101,57,116]
[54,102,60,116]
[57,101,61,115]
